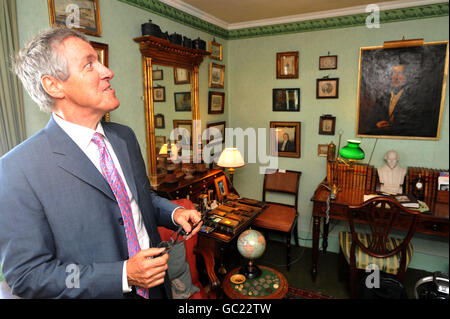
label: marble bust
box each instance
[377,150,406,194]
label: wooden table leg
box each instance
[311,216,321,282]
[322,219,329,254]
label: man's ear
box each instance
[41,75,65,99]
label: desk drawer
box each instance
[416,220,449,237]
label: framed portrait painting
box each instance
[276,51,299,79]
[273,88,300,111]
[356,41,449,140]
[270,121,301,158]
[47,0,102,37]
[317,78,339,98]
[155,114,165,129]
[153,87,165,102]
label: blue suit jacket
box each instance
[0,117,179,298]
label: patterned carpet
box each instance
[286,286,333,299]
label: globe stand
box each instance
[240,260,262,279]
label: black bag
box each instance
[358,272,407,299]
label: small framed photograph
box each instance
[270,121,301,158]
[209,40,223,61]
[48,0,102,37]
[153,87,165,102]
[174,68,190,84]
[206,121,226,144]
[273,88,300,112]
[155,113,165,129]
[319,115,336,135]
[319,55,338,70]
[152,69,163,81]
[208,91,225,114]
[173,120,193,145]
[214,175,229,201]
[276,51,299,79]
[316,78,339,99]
[318,144,329,157]
[174,92,191,111]
[209,63,225,88]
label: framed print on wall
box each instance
[317,78,339,99]
[356,41,449,140]
[174,92,191,111]
[174,68,190,84]
[270,121,301,158]
[208,91,225,114]
[155,114,165,129]
[276,51,299,79]
[47,0,102,37]
[273,88,300,111]
[152,69,163,81]
[153,87,165,102]
[206,121,226,144]
[319,115,336,135]
[319,55,338,70]
[209,63,225,88]
[209,40,223,61]
[318,144,329,157]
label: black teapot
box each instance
[141,20,162,38]
[192,37,206,50]
[182,36,192,48]
[169,32,182,45]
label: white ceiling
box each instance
[159,0,445,29]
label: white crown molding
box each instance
[158,0,229,29]
[160,0,447,31]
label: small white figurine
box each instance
[377,150,407,194]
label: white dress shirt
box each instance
[52,113,147,293]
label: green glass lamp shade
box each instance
[339,139,365,160]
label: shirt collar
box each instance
[52,113,105,151]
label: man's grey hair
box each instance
[13,27,89,113]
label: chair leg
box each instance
[293,218,300,247]
[349,267,357,299]
[286,232,291,271]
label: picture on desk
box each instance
[214,175,229,201]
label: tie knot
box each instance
[92,132,106,148]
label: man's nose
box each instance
[99,63,114,80]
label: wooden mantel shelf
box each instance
[133,35,210,69]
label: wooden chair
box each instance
[339,196,420,298]
[252,169,301,270]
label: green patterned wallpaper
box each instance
[119,0,448,39]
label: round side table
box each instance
[222,265,288,299]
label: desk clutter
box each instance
[200,198,267,236]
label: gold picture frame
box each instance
[276,51,299,79]
[270,121,301,158]
[209,40,223,61]
[356,41,449,140]
[47,0,102,37]
[209,63,225,88]
[214,175,229,202]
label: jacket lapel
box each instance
[44,118,116,202]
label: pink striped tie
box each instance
[91,132,149,299]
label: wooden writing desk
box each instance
[310,183,449,282]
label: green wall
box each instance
[16,0,448,272]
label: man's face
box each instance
[56,37,119,115]
[386,152,399,169]
[391,65,406,88]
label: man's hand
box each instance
[173,208,202,240]
[126,248,169,288]
[376,120,391,129]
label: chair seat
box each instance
[339,232,413,275]
[253,203,296,232]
